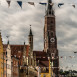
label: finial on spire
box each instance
[46,0,54,16]
[29,25,33,36]
[6,35,9,44]
[30,25,31,28]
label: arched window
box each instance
[51,32,54,36]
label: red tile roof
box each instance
[33,51,49,67]
[3,45,49,67]
[3,44,29,65]
[3,44,29,58]
[33,51,47,57]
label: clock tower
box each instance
[44,0,59,76]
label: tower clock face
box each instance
[50,38,55,42]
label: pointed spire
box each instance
[46,0,54,16]
[29,25,33,36]
[24,41,25,45]
[23,41,26,52]
[6,35,9,44]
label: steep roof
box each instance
[33,51,47,57]
[3,44,29,65]
[3,45,49,68]
[3,44,29,59]
[33,51,49,68]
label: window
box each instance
[51,21,53,23]
[51,32,54,36]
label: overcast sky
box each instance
[0,0,77,70]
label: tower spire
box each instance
[6,35,9,44]
[28,25,33,52]
[46,0,54,16]
[29,25,33,36]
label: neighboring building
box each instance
[44,0,59,76]
[3,51,6,77]
[6,41,12,77]
[0,32,3,77]
[12,57,19,77]
[33,51,51,77]
[3,44,28,77]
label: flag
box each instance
[58,3,64,8]
[28,2,35,6]
[6,0,11,7]
[49,3,54,6]
[39,2,47,5]
[17,1,22,8]
[60,56,63,58]
[72,4,75,8]
[74,51,77,53]
[69,56,72,58]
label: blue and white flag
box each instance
[58,3,64,8]
[17,1,22,8]
[28,2,35,6]
[6,0,11,7]
[72,4,75,8]
[39,2,47,5]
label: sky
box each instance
[0,0,77,70]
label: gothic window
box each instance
[51,21,53,24]
[50,20,54,28]
[48,31,49,37]
[30,38,31,41]
[51,32,54,37]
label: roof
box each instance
[3,44,29,59]
[3,45,49,68]
[33,51,49,68]
[33,51,47,58]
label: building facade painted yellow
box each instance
[0,33,3,77]
[41,59,53,77]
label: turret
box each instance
[28,25,33,52]
[46,0,54,16]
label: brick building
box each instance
[12,57,19,77]
[44,0,59,76]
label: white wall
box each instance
[6,44,11,77]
